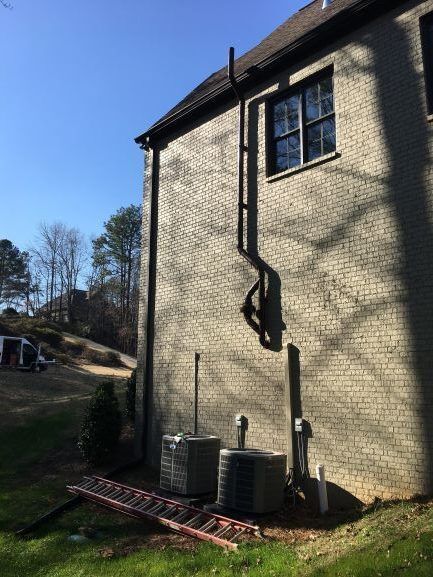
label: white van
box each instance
[0,336,49,371]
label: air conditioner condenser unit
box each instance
[217,448,286,513]
[160,434,221,495]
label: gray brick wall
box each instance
[137,0,433,502]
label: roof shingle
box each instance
[137,0,408,142]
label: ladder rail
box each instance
[90,475,259,532]
[67,476,260,550]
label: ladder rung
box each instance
[136,498,155,511]
[171,509,191,524]
[147,503,167,515]
[214,524,233,538]
[123,494,143,506]
[184,513,204,527]
[109,489,124,500]
[125,495,143,507]
[98,486,116,497]
[117,492,134,503]
[230,528,247,542]
[159,505,179,518]
[198,519,217,533]
[78,479,96,490]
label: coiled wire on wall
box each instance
[297,430,308,480]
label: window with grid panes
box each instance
[269,72,336,175]
[421,13,433,115]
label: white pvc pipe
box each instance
[316,464,329,514]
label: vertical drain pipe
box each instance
[228,47,270,349]
[193,352,200,434]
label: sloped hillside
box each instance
[0,316,123,367]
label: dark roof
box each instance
[39,289,88,312]
[136,0,409,144]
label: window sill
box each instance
[266,150,341,183]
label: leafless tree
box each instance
[58,227,87,322]
[33,222,64,318]
[31,223,87,321]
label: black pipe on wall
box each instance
[228,47,270,349]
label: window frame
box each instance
[420,12,433,116]
[266,65,336,177]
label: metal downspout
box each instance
[228,47,270,349]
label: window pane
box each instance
[323,118,336,154]
[320,78,334,116]
[319,77,333,100]
[308,138,322,161]
[306,84,320,122]
[273,95,299,137]
[288,133,301,168]
[421,15,433,114]
[307,117,336,161]
[308,123,321,142]
[275,139,288,173]
[273,101,287,137]
[286,95,300,131]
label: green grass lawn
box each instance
[1,407,433,576]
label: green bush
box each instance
[125,368,136,421]
[78,381,121,465]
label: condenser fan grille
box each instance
[217,448,286,514]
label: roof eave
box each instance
[135,0,408,146]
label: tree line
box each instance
[0,205,141,355]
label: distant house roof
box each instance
[39,289,88,313]
[135,0,410,145]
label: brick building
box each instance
[135,0,433,503]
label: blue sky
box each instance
[0,0,306,251]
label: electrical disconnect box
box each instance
[295,418,303,433]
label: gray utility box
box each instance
[160,434,221,495]
[217,448,287,514]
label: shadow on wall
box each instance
[287,344,362,509]
[247,96,286,352]
[143,9,433,504]
[244,9,433,502]
[370,15,433,494]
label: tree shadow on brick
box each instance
[367,15,433,494]
[247,97,285,352]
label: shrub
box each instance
[64,340,85,357]
[31,327,63,348]
[104,350,123,367]
[2,307,19,316]
[125,368,137,421]
[78,381,121,465]
[82,348,123,367]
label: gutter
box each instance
[134,141,159,460]
[135,0,410,145]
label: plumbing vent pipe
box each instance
[322,0,333,8]
[316,464,329,514]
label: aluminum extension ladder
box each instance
[67,476,260,550]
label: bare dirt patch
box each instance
[75,360,132,378]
